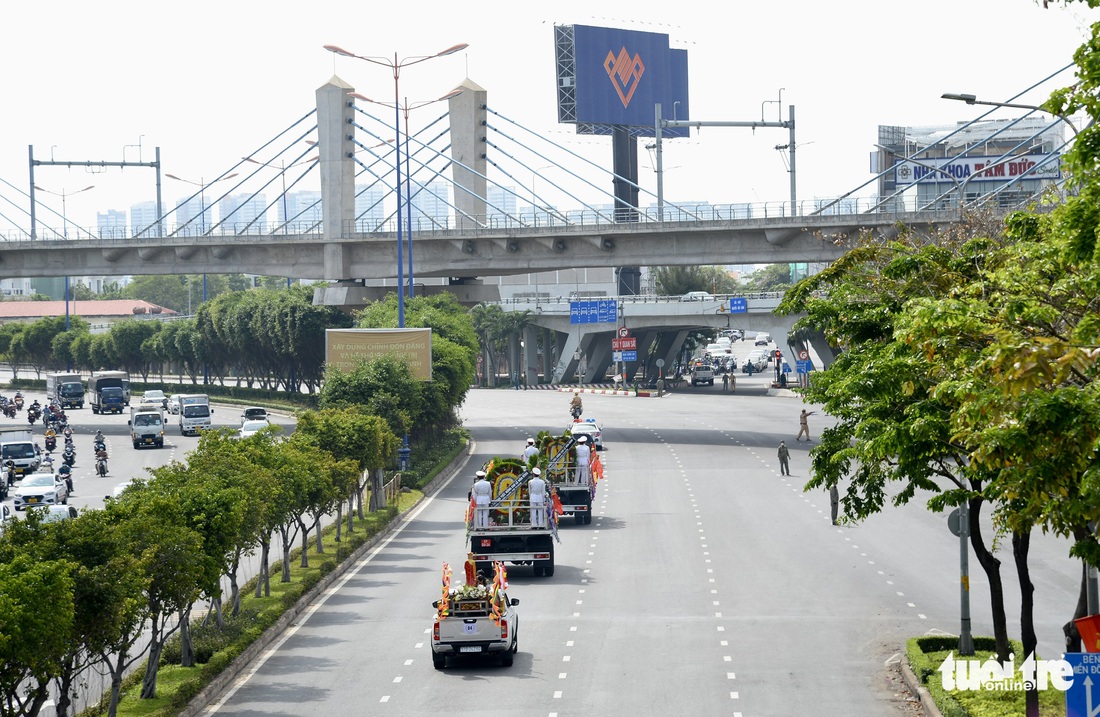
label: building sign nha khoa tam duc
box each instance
[325,328,432,381]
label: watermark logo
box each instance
[938,652,1073,691]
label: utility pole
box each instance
[655,103,797,217]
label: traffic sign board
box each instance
[620,350,638,362]
[612,337,637,351]
[617,326,630,338]
[796,359,813,374]
[1063,653,1100,716]
[729,297,748,313]
[798,350,809,360]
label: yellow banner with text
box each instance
[325,328,433,381]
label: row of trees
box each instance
[0,408,396,717]
[779,8,1100,715]
[0,291,480,717]
[0,285,352,393]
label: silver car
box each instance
[14,472,69,511]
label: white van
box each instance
[178,394,212,435]
[680,291,715,302]
[754,332,772,346]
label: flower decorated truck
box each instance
[466,458,559,578]
[431,560,519,669]
[538,431,604,525]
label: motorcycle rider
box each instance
[57,462,74,495]
[95,444,109,476]
[569,392,583,419]
[4,460,14,487]
[44,426,57,451]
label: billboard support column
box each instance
[612,125,641,296]
[655,103,664,221]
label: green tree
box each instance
[0,555,75,717]
[743,263,792,292]
[105,319,161,380]
[652,265,738,295]
[778,229,1014,662]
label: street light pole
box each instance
[166,172,238,384]
[941,93,1079,137]
[324,42,467,328]
[33,183,94,371]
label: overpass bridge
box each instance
[493,292,823,384]
[3,74,1034,309]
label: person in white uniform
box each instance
[472,470,492,528]
[523,437,539,463]
[573,435,591,485]
[528,467,547,528]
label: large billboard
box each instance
[555,24,689,137]
[325,328,432,381]
[893,154,1061,186]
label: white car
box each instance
[142,390,168,409]
[36,505,79,522]
[567,419,604,450]
[167,394,183,415]
[238,420,272,440]
[240,407,269,425]
[14,472,69,511]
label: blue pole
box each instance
[404,106,414,298]
[394,64,405,328]
[64,277,71,372]
[203,274,209,385]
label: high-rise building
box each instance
[130,201,160,237]
[875,116,1065,210]
[410,180,451,229]
[221,193,268,233]
[355,184,386,231]
[487,185,518,224]
[281,191,323,232]
[97,209,127,238]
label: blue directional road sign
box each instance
[1065,652,1100,717]
[729,297,748,313]
[620,350,638,362]
[570,299,618,324]
[796,359,813,374]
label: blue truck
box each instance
[88,371,129,415]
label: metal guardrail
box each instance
[1,195,1006,243]
[496,292,787,308]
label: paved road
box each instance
[196,386,1080,716]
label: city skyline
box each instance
[1,1,1093,236]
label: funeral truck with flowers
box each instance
[539,430,603,525]
[467,458,559,578]
[431,560,520,669]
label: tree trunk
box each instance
[108,655,125,717]
[346,495,355,533]
[968,493,1011,661]
[369,468,384,512]
[180,605,195,668]
[280,526,293,582]
[1013,529,1038,717]
[140,613,163,699]
[314,515,324,553]
[357,479,365,519]
[1064,525,1092,652]
[54,654,75,717]
[228,555,241,618]
[299,519,311,568]
[255,539,271,597]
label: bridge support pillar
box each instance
[585,334,612,384]
[315,76,356,280]
[523,325,540,387]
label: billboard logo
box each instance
[603,47,645,108]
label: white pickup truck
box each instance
[431,567,520,669]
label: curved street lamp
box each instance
[324,42,468,327]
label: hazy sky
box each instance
[0,0,1094,234]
